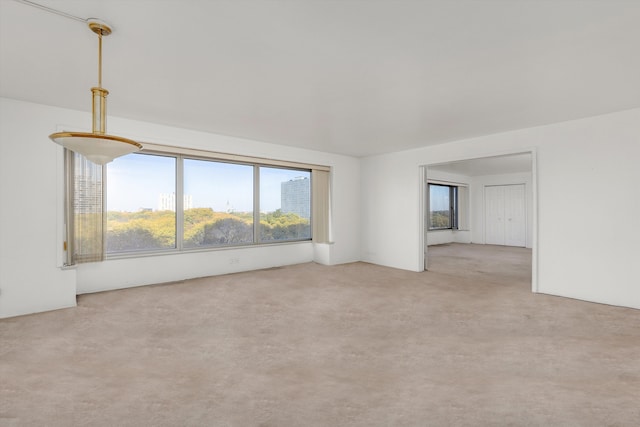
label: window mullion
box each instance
[453,187,458,229]
[450,186,455,229]
[176,155,184,250]
[254,165,260,244]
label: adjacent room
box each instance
[1,0,639,425]
[424,153,534,285]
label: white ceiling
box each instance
[1,0,639,157]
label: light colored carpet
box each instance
[1,243,639,426]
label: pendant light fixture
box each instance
[49,19,142,164]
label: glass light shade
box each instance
[50,132,143,165]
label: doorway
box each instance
[422,151,537,292]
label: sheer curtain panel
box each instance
[65,150,105,264]
[312,169,331,243]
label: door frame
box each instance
[419,149,538,293]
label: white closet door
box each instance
[485,184,526,247]
[485,186,505,245]
[504,184,526,247]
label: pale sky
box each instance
[429,184,450,212]
[106,153,309,213]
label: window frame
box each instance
[105,152,178,255]
[257,165,312,244]
[180,155,257,250]
[102,148,318,259]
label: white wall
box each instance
[76,243,314,294]
[0,100,77,318]
[362,108,640,309]
[427,231,471,246]
[0,98,361,317]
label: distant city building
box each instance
[158,193,193,211]
[281,176,310,219]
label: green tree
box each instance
[106,207,309,251]
[200,218,252,245]
[107,228,164,252]
[260,209,310,241]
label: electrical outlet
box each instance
[229,257,240,265]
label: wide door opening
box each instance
[422,152,536,292]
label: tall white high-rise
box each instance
[281,176,310,218]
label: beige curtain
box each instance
[65,150,105,265]
[457,186,469,230]
[311,169,331,243]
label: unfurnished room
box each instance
[1,1,639,426]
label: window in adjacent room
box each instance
[428,183,458,230]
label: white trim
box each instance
[531,148,538,293]
[419,166,426,271]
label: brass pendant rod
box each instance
[89,24,110,136]
[98,32,102,88]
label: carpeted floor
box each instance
[1,243,639,426]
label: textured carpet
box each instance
[1,243,639,426]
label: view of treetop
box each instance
[105,208,310,252]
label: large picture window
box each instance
[65,145,329,265]
[99,152,314,256]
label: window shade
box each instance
[457,186,469,230]
[312,169,331,243]
[65,149,104,264]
